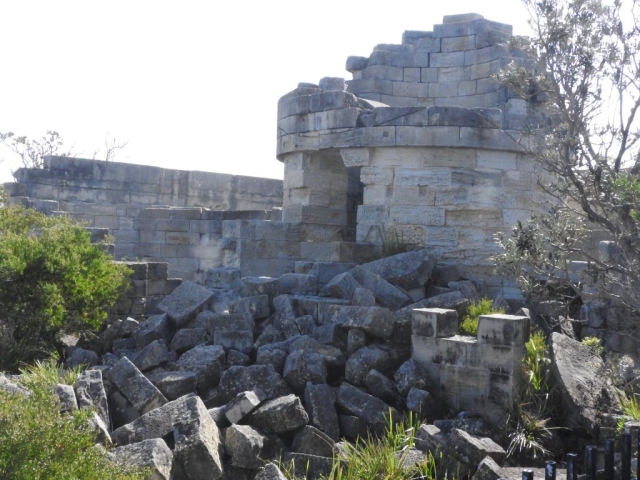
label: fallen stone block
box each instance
[360,249,436,290]
[415,424,447,453]
[352,287,376,307]
[112,438,173,480]
[286,336,346,373]
[225,424,269,469]
[132,339,171,372]
[241,276,280,308]
[304,382,340,441]
[312,323,348,351]
[346,345,391,386]
[135,314,174,350]
[247,394,309,433]
[254,324,285,349]
[65,347,99,368]
[54,383,78,413]
[75,369,109,426]
[283,350,327,394]
[329,305,395,339]
[255,463,288,480]
[320,272,362,299]
[172,395,224,480]
[173,344,225,394]
[169,327,207,354]
[109,391,140,430]
[209,289,243,314]
[292,425,335,457]
[107,356,168,415]
[226,349,251,367]
[146,370,197,401]
[225,389,266,424]
[471,456,507,480]
[338,414,369,440]
[350,265,411,310]
[336,383,399,434]
[364,369,403,409]
[550,332,621,435]
[157,280,214,327]
[406,388,437,417]
[213,329,254,355]
[219,365,291,402]
[447,429,506,472]
[256,343,289,373]
[347,329,367,355]
[230,294,270,320]
[88,411,111,445]
[394,359,428,396]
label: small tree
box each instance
[496,0,640,318]
[0,201,131,371]
[0,130,127,170]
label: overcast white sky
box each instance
[0,1,532,184]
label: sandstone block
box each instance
[55,383,78,414]
[107,357,168,415]
[320,272,362,299]
[173,344,225,394]
[248,394,309,433]
[157,280,213,327]
[75,369,109,426]
[135,314,174,349]
[219,365,291,402]
[283,350,328,394]
[394,359,429,396]
[225,389,266,424]
[304,382,340,441]
[132,340,171,372]
[225,424,269,469]
[146,371,197,401]
[112,438,173,480]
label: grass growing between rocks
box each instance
[0,360,149,480]
[506,331,559,461]
[284,413,438,480]
[458,298,505,336]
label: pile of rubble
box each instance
[4,250,529,479]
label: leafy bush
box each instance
[0,204,131,371]
[458,298,505,336]
[581,337,604,357]
[0,361,148,479]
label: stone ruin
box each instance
[3,13,622,480]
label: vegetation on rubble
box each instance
[506,330,559,460]
[458,298,505,336]
[0,202,131,371]
[581,336,604,356]
[0,361,148,480]
[495,0,640,323]
[281,413,438,480]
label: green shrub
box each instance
[0,361,148,479]
[0,204,131,371]
[581,336,604,357]
[458,298,505,336]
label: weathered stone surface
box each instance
[248,394,309,433]
[394,359,428,396]
[169,328,207,354]
[330,306,395,339]
[256,343,289,373]
[146,370,197,401]
[225,389,266,424]
[107,356,168,415]
[113,438,173,480]
[219,365,291,402]
[283,350,327,393]
[406,387,436,416]
[75,369,109,425]
[54,383,78,413]
[360,249,436,290]
[65,347,99,368]
[286,336,346,373]
[350,265,411,310]
[209,289,243,314]
[172,395,223,480]
[352,287,376,307]
[292,425,335,457]
[448,429,506,470]
[254,324,285,349]
[132,340,171,372]
[347,329,367,355]
[363,369,403,409]
[173,344,225,394]
[304,382,340,441]
[278,273,318,295]
[135,314,174,350]
[338,414,369,440]
[231,295,270,320]
[549,332,622,435]
[157,280,213,327]
[225,424,268,469]
[214,329,254,354]
[346,345,392,386]
[320,272,362,299]
[471,456,507,480]
[88,411,112,445]
[255,463,288,480]
[226,349,251,367]
[415,424,447,453]
[336,383,399,434]
[312,323,348,351]
[206,267,242,290]
[405,291,470,316]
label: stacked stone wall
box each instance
[412,308,530,423]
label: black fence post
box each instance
[622,432,631,480]
[523,469,535,480]
[566,453,577,480]
[585,445,597,480]
[545,460,557,480]
[605,438,615,480]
